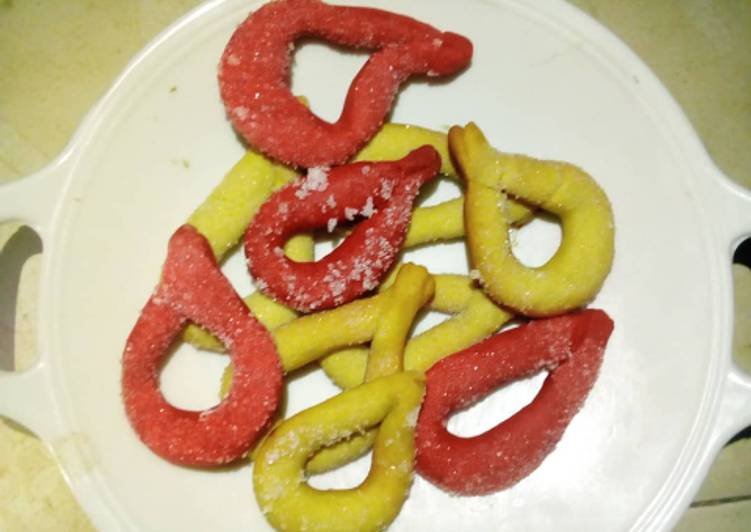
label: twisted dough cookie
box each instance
[253,371,425,532]
[415,309,613,495]
[450,122,615,316]
[254,268,430,529]
[307,263,433,474]
[219,0,472,167]
[244,146,441,311]
[121,225,282,466]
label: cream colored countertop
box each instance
[1,1,750,531]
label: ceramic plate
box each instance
[1,0,750,530]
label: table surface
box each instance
[0,1,750,531]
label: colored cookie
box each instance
[253,372,425,532]
[244,146,440,311]
[450,122,615,317]
[121,225,283,466]
[415,309,614,495]
[219,0,472,167]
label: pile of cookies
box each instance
[120,1,615,530]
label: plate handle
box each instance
[0,363,63,440]
[708,167,751,251]
[0,159,71,440]
[712,364,751,447]
[707,166,751,441]
[0,158,71,235]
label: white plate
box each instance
[1,0,751,530]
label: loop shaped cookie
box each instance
[219,0,472,167]
[253,371,424,532]
[450,122,615,316]
[415,309,614,495]
[307,263,433,474]
[121,225,283,466]
[245,145,441,312]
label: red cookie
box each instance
[244,145,440,312]
[218,0,472,167]
[121,225,283,467]
[415,309,614,495]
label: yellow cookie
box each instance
[450,122,615,316]
[253,372,425,532]
[307,264,433,474]
[321,274,512,389]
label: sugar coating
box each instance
[379,179,395,200]
[233,106,249,120]
[244,146,440,312]
[253,372,424,532]
[415,309,614,495]
[217,0,473,167]
[452,122,615,317]
[121,225,283,467]
[295,166,329,199]
[360,196,375,218]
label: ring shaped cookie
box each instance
[218,0,472,167]
[306,263,433,474]
[121,225,283,466]
[415,309,614,495]
[253,372,425,532]
[245,146,440,312]
[450,122,615,317]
